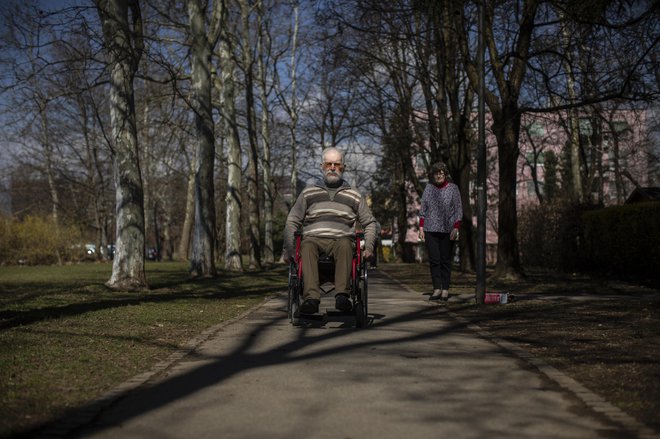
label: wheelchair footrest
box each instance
[325,309,356,317]
[297,313,324,320]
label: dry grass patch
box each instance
[378,263,660,432]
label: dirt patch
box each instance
[378,264,660,432]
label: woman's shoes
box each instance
[429,289,450,302]
[441,289,449,301]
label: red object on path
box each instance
[484,292,508,304]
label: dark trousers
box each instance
[425,232,453,290]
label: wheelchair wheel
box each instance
[355,259,368,328]
[288,263,301,325]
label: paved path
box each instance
[61,270,655,439]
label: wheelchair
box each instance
[287,231,369,328]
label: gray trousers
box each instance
[301,236,353,301]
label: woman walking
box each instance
[418,162,463,301]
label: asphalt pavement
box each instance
[44,270,657,439]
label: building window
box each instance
[612,120,629,133]
[579,118,592,136]
[525,121,546,138]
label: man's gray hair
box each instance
[321,147,344,164]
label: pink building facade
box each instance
[404,108,657,264]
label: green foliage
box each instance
[380,245,394,263]
[0,215,83,265]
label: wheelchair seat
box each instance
[287,231,369,328]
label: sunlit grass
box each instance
[0,261,288,437]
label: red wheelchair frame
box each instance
[287,231,369,328]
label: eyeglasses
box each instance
[433,170,446,175]
[322,162,343,169]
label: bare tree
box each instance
[454,0,540,280]
[215,0,244,271]
[256,0,275,264]
[186,0,220,277]
[143,0,197,262]
[273,0,301,208]
[238,0,262,270]
[95,0,147,289]
[177,150,196,260]
[0,4,68,261]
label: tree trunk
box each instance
[39,101,63,265]
[187,0,217,277]
[492,109,523,279]
[240,0,261,270]
[216,2,244,272]
[178,159,195,261]
[96,0,147,290]
[453,0,537,280]
[289,3,300,208]
[559,11,584,203]
[257,0,274,264]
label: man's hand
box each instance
[363,249,372,260]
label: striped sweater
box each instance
[284,180,377,254]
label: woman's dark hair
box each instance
[428,162,450,181]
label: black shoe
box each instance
[335,294,352,312]
[300,299,320,314]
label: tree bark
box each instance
[178,157,196,261]
[216,0,244,272]
[96,0,147,290]
[257,0,274,264]
[187,0,217,277]
[240,0,261,270]
[492,108,523,279]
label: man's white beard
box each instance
[324,171,342,185]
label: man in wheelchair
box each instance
[283,147,377,315]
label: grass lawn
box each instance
[2,261,658,437]
[0,261,287,438]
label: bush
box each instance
[580,202,660,282]
[518,202,589,271]
[381,245,393,262]
[0,215,83,265]
[0,215,17,264]
[519,201,660,284]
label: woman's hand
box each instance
[418,227,425,241]
[450,228,459,241]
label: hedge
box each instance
[580,201,660,282]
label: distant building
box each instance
[402,108,657,264]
